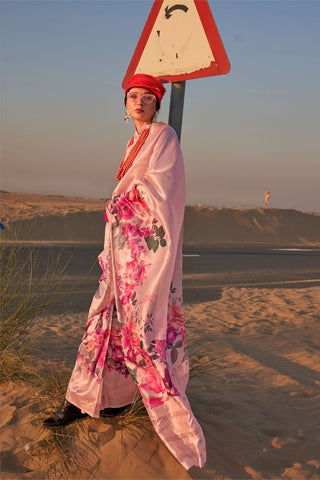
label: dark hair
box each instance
[124,91,160,111]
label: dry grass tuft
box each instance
[0,222,67,382]
[31,358,72,416]
[28,359,100,478]
[188,345,213,379]
[28,421,100,479]
[119,394,151,438]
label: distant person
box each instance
[43,73,206,470]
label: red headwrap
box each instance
[125,74,166,108]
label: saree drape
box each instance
[66,121,206,470]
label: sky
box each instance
[1,0,320,212]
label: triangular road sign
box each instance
[122,0,230,88]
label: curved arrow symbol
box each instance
[165,4,189,19]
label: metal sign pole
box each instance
[168,81,186,143]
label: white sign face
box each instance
[135,0,215,77]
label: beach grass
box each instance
[119,394,151,438]
[189,345,214,379]
[28,358,101,478]
[32,357,72,415]
[0,223,68,382]
[30,420,100,478]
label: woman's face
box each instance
[126,87,157,129]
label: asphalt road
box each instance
[6,244,320,313]
[182,245,320,303]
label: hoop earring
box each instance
[124,110,130,123]
[152,111,157,122]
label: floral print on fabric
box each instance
[106,315,130,377]
[105,190,188,409]
[107,189,167,313]
[67,123,206,470]
[72,307,132,381]
[119,296,187,409]
[72,307,112,383]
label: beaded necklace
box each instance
[116,127,151,181]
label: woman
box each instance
[43,73,206,470]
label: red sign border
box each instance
[122,0,230,88]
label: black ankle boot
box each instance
[42,400,89,428]
[100,405,131,417]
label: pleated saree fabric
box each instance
[66,121,206,470]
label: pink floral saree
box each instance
[66,121,206,470]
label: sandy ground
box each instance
[1,287,319,479]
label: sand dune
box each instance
[184,205,320,246]
[1,287,319,479]
[1,192,319,245]
[0,192,106,225]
